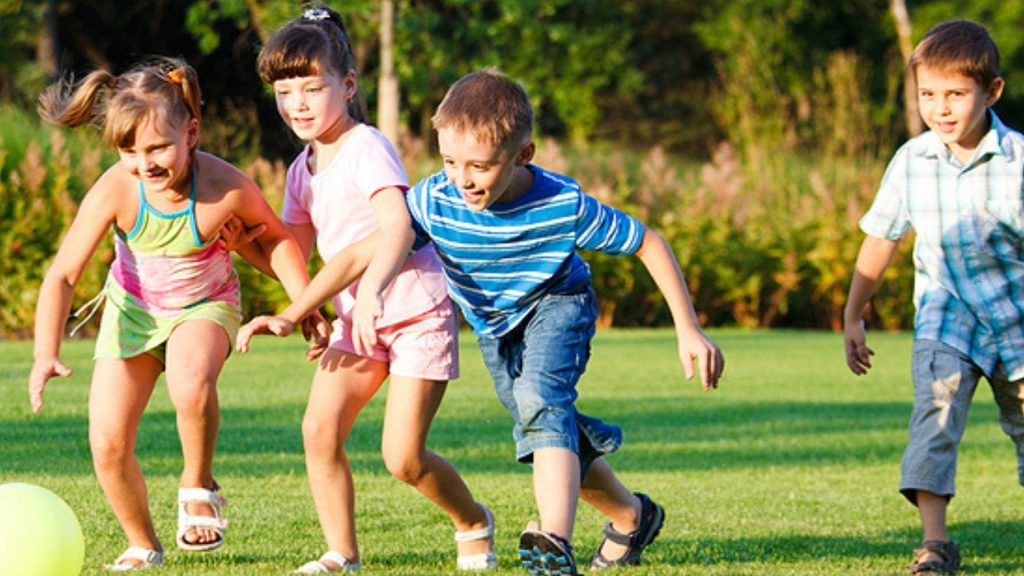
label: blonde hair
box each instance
[432,68,533,151]
[910,20,1000,88]
[38,56,201,150]
[257,5,367,123]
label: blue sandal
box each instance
[589,492,665,569]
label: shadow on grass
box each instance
[0,398,928,477]
[664,518,1024,573]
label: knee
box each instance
[171,377,216,418]
[302,414,342,457]
[381,446,425,485]
[89,429,131,470]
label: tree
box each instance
[377,0,400,144]
[890,0,922,136]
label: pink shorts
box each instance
[329,299,459,381]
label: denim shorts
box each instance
[477,286,622,477]
[900,339,1024,503]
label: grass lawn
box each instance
[3,328,1024,575]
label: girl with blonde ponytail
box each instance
[30,55,323,570]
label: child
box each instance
[244,68,726,575]
[250,6,495,573]
[27,57,319,570]
[843,20,1024,575]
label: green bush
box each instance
[0,106,915,339]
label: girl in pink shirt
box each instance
[247,6,495,573]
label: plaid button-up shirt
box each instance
[861,111,1024,379]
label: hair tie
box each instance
[107,75,118,90]
[166,68,184,85]
[303,7,330,21]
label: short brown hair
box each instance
[432,68,533,150]
[909,20,1000,88]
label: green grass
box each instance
[3,329,1024,575]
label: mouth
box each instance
[935,121,957,134]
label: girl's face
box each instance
[118,115,198,195]
[272,68,356,143]
[916,64,1003,163]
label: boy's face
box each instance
[916,65,1003,161]
[437,127,535,212]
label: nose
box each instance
[136,153,155,173]
[451,168,473,190]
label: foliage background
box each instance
[2,1,1022,337]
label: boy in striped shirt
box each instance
[844,20,1024,575]
[396,69,724,575]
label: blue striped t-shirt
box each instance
[406,164,645,337]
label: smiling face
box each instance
[272,70,355,144]
[117,114,198,195]
[916,64,1003,163]
[437,127,535,212]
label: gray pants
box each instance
[900,339,1024,503]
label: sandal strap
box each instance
[294,551,361,573]
[911,540,960,573]
[179,487,226,507]
[455,503,495,542]
[601,521,636,546]
[109,546,163,569]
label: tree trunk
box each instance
[377,0,400,146]
[36,0,59,78]
[889,0,923,136]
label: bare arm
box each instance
[236,230,380,352]
[30,178,118,412]
[634,227,724,390]
[843,234,900,375]
[351,187,416,354]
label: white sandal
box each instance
[105,546,164,571]
[455,502,497,570]
[176,486,228,552]
[295,551,361,573]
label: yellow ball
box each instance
[0,483,85,576]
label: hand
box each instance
[218,216,266,252]
[678,329,724,391]
[844,318,874,375]
[301,311,331,361]
[235,315,296,353]
[351,289,383,356]
[28,356,73,413]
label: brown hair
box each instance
[256,5,367,123]
[432,68,534,151]
[38,56,201,150]
[909,20,1000,88]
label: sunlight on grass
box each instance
[3,329,1024,574]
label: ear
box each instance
[515,139,535,166]
[186,117,200,149]
[343,69,358,100]
[986,76,1005,106]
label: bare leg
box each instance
[580,458,640,561]
[303,349,389,567]
[89,354,163,566]
[164,320,230,546]
[532,447,579,540]
[915,490,950,565]
[382,375,492,558]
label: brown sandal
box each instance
[909,540,960,574]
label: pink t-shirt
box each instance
[282,124,447,327]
